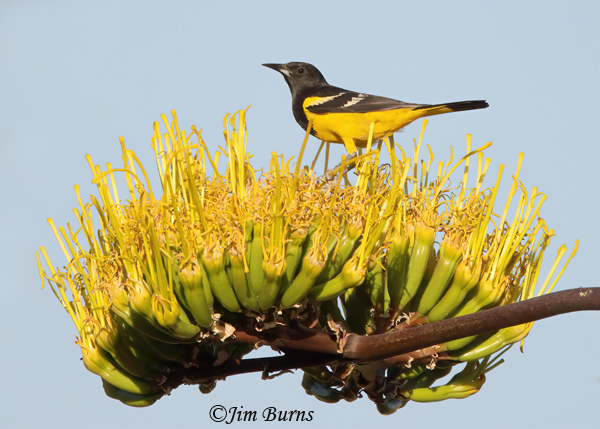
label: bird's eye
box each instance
[297,68,304,75]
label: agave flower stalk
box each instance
[38,108,578,411]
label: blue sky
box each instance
[1,1,598,428]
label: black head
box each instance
[262,62,328,97]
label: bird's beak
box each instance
[262,63,291,77]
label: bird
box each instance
[263,62,488,153]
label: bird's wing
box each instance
[305,86,421,114]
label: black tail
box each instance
[413,100,489,112]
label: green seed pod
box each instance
[298,217,321,266]
[445,279,505,350]
[124,310,210,364]
[278,227,308,297]
[301,372,342,404]
[95,326,160,379]
[406,361,486,402]
[114,302,194,344]
[82,346,157,395]
[198,381,217,394]
[259,251,287,310]
[137,331,196,363]
[387,362,427,380]
[341,284,374,335]
[427,258,482,323]
[400,366,453,395]
[398,225,436,310]
[308,254,367,302]
[201,246,242,313]
[248,222,266,296]
[365,259,386,315]
[117,334,166,371]
[376,397,408,415]
[111,316,169,370]
[407,379,484,402]
[130,283,155,322]
[130,281,198,340]
[171,268,190,311]
[279,247,326,309]
[126,287,181,341]
[152,296,178,329]
[457,324,530,361]
[416,240,463,316]
[227,247,259,312]
[302,366,334,385]
[102,379,164,407]
[111,289,135,326]
[200,262,214,308]
[314,221,363,284]
[387,232,411,314]
[179,261,214,328]
[151,294,201,340]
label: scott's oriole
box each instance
[263,62,488,153]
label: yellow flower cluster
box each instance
[38,109,576,409]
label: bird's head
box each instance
[262,62,328,97]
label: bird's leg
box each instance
[321,153,358,187]
[310,140,325,174]
[343,171,352,186]
[324,142,331,176]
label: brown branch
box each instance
[164,350,341,388]
[233,325,339,355]
[163,287,599,389]
[344,287,600,360]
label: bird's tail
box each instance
[412,100,489,116]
